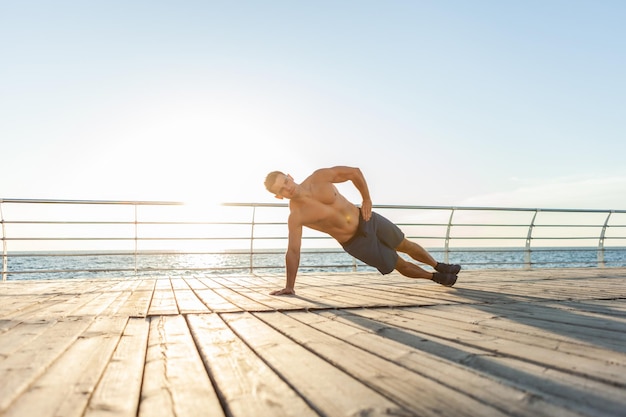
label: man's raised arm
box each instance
[323,166,373,220]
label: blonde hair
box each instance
[264,171,285,193]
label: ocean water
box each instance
[3,247,626,281]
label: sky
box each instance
[2,0,626,210]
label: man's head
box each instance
[265,171,296,199]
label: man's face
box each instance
[271,174,296,199]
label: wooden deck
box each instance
[1,268,625,417]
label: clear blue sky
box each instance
[2,1,625,209]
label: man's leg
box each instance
[394,238,459,286]
[395,238,437,267]
[394,256,433,279]
[395,256,458,286]
[395,238,461,274]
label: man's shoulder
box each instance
[304,167,335,183]
[286,203,304,227]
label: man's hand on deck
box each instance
[270,288,296,296]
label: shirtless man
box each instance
[264,166,460,295]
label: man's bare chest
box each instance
[308,183,339,205]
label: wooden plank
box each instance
[85,317,150,417]
[187,314,317,417]
[2,316,128,417]
[0,280,114,328]
[290,284,375,308]
[197,277,270,311]
[223,273,368,308]
[0,317,58,359]
[485,301,626,333]
[345,283,443,306]
[0,280,128,357]
[169,277,210,314]
[70,279,137,317]
[482,353,626,417]
[339,308,626,417]
[198,277,268,312]
[435,302,626,353]
[38,280,122,318]
[191,277,245,312]
[194,288,241,312]
[558,299,626,317]
[0,316,95,411]
[139,315,225,417]
[216,276,334,311]
[0,285,59,318]
[255,310,509,417]
[293,309,584,417]
[211,287,270,311]
[148,278,178,316]
[117,278,155,317]
[233,273,285,291]
[289,272,467,308]
[222,311,411,416]
[351,307,626,386]
[405,303,626,363]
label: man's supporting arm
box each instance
[270,215,302,295]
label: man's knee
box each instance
[395,238,407,250]
[395,238,415,253]
[394,256,411,274]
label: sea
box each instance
[3,247,626,281]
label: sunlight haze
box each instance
[2,1,625,210]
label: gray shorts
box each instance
[340,211,405,274]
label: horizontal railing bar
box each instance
[4,246,623,256]
[0,198,182,205]
[5,221,625,231]
[5,266,255,275]
[1,252,261,257]
[2,221,258,226]
[0,250,346,256]
[3,236,291,241]
[5,235,626,242]
[449,236,607,240]
[375,205,624,214]
[398,223,531,227]
[224,202,626,214]
[5,221,139,225]
[453,224,609,228]
[6,220,624,227]
[3,198,625,213]
[5,221,622,228]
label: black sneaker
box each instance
[435,262,461,275]
[432,272,457,287]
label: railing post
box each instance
[444,208,455,263]
[598,211,612,268]
[1,201,7,282]
[134,204,138,275]
[250,205,256,274]
[525,210,539,269]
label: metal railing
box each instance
[2,198,626,280]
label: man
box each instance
[264,166,461,295]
